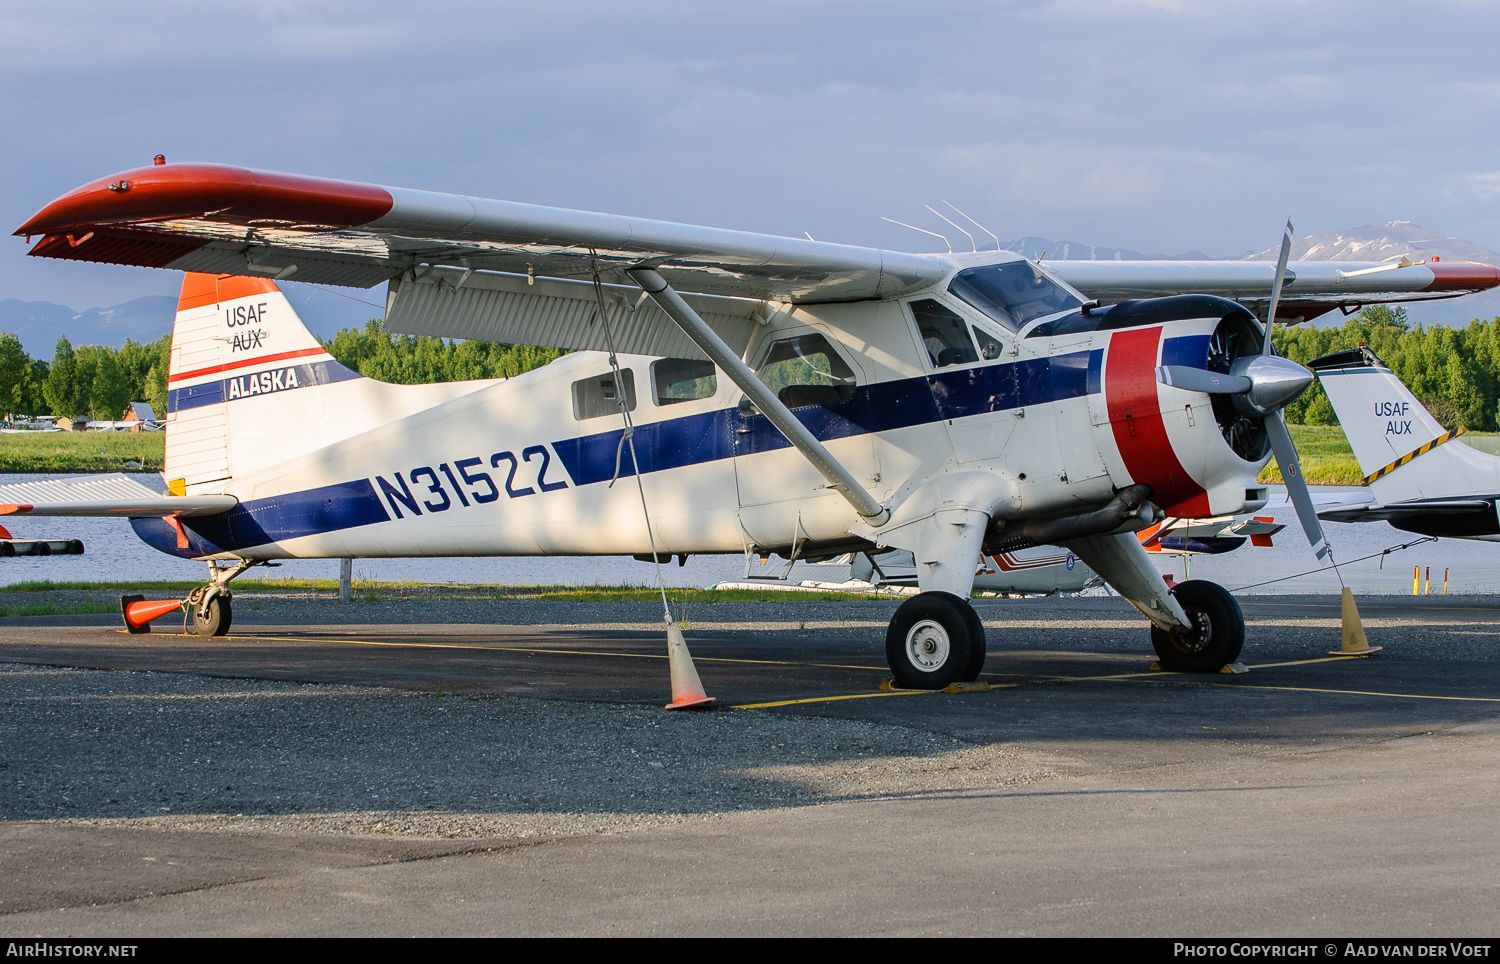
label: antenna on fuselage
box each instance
[926,205,976,253]
[880,216,952,254]
[942,201,1002,252]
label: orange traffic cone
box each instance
[664,622,716,710]
[121,595,184,634]
[1330,587,1381,656]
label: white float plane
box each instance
[7,161,1498,688]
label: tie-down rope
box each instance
[588,252,674,626]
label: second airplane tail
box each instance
[1310,346,1500,503]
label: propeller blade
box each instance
[1157,365,1252,394]
[1265,410,1330,561]
[1263,219,1294,355]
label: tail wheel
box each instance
[1150,579,1243,672]
[885,591,987,689]
[192,593,233,637]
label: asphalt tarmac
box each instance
[2,593,1498,936]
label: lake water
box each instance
[0,473,1492,594]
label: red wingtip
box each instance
[0,504,31,516]
[1425,261,1500,293]
[14,162,393,238]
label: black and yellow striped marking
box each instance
[1362,425,1467,486]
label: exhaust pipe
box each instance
[984,484,1155,554]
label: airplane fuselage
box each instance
[133,272,1273,565]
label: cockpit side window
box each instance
[948,262,1082,331]
[909,299,979,368]
[971,325,1004,361]
[756,333,857,408]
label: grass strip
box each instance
[0,433,167,473]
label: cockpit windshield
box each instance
[948,262,1083,331]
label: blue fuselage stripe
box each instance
[131,478,392,558]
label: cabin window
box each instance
[909,300,979,368]
[756,333,857,408]
[971,325,1004,361]
[948,261,1082,331]
[652,358,718,405]
[572,369,637,420]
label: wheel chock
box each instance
[1219,662,1249,674]
[1330,586,1382,656]
[878,678,991,693]
[663,623,716,710]
[121,595,185,634]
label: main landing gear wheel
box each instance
[190,592,232,637]
[885,591,987,690]
[1150,579,1243,673]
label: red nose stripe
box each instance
[1104,326,1208,516]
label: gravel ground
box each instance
[0,663,1054,841]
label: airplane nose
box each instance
[1230,354,1314,414]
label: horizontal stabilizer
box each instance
[0,474,236,517]
[1318,497,1494,523]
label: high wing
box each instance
[1045,259,1500,325]
[0,474,236,517]
[17,161,1500,353]
[14,162,944,304]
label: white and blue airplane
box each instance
[6,160,1498,688]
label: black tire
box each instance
[885,591,986,689]
[33,541,50,556]
[192,594,232,637]
[1150,579,1243,672]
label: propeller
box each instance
[1155,219,1331,562]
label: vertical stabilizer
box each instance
[1310,346,1500,503]
[165,274,360,493]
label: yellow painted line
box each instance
[1217,683,1500,704]
[735,690,931,710]
[122,630,886,673]
[1244,655,1366,669]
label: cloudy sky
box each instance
[4,0,1500,310]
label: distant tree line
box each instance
[1273,305,1500,430]
[0,319,565,420]
[0,333,170,421]
[320,319,567,383]
[8,308,1500,431]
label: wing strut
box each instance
[627,268,890,526]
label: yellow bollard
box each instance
[1413,566,1419,595]
[1445,568,1450,595]
[1331,587,1382,656]
[1425,566,1431,596]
